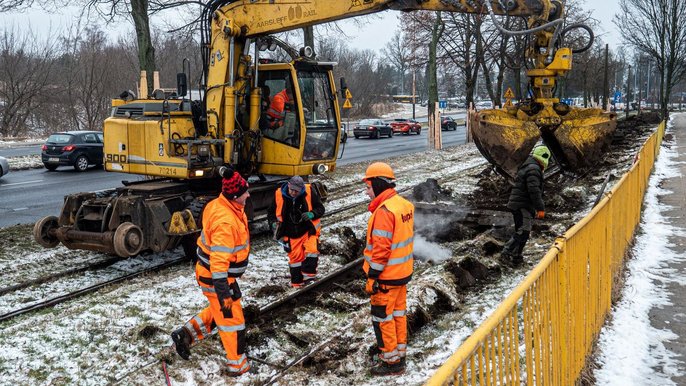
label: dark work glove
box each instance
[213,278,234,317]
[300,211,314,222]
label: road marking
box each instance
[13,207,28,211]
[0,179,43,187]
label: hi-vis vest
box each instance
[274,184,321,234]
[196,194,250,285]
[266,89,288,121]
[363,194,414,285]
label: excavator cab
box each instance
[256,60,341,177]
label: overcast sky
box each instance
[0,1,622,52]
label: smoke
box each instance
[413,234,452,264]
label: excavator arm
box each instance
[207,0,615,179]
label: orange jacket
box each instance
[196,194,250,300]
[266,89,290,121]
[363,189,414,285]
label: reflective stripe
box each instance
[372,229,393,239]
[191,315,210,335]
[227,359,250,374]
[380,349,400,361]
[391,235,414,250]
[305,253,318,258]
[200,231,208,248]
[388,253,412,266]
[397,343,407,350]
[276,215,283,221]
[371,314,393,323]
[226,353,247,366]
[200,286,216,294]
[364,255,385,271]
[184,321,198,340]
[366,244,372,251]
[197,253,210,267]
[212,272,228,280]
[211,242,248,254]
[315,223,322,230]
[393,310,406,317]
[218,324,245,332]
[290,262,302,268]
[228,266,247,274]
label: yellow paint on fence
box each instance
[426,121,667,385]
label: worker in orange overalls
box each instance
[265,86,293,129]
[268,175,325,288]
[171,166,251,377]
[362,162,414,376]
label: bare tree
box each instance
[382,29,410,95]
[615,0,686,118]
[0,29,57,137]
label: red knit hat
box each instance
[220,167,249,199]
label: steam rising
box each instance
[413,234,452,264]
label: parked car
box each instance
[0,156,9,179]
[441,116,458,131]
[353,119,393,139]
[390,118,421,135]
[41,131,104,172]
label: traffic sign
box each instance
[504,88,515,99]
[343,99,352,109]
[345,89,353,99]
[439,100,447,109]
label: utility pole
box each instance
[637,58,642,114]
[602,44,609,111]
[625,65,632,119]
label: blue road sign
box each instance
[439,100,447,109]
[613,91,622,104]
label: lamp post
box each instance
[625,65,632,119]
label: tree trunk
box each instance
[428,12,443,118]
[131,0,155,97]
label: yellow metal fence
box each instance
[426,121,666,385]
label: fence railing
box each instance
[426,121,666,385]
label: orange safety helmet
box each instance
[363,162,396,182]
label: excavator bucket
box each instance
[470,107,617,180]
[539,108,617,172]
[470,109,541,180]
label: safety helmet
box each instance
[532,145,551,170]
[363,162,396,182]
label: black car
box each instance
[41,131,104,172]
[441,116,458,131]
[353,119,393,139]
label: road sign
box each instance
[343,99,352,109]
[439,100,447,109]
[613,91,622,104]
[504,88,515,99]
[345,89,353,99]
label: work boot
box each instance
[370,360,405,376]
[498,252,515,267]
[291,282,304,289]
[171,327,192,360]
[368,345,381,363]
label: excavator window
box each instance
[258,70,300,147]
[298,69,337,161]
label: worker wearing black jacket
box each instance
[268,176,325,287]
[501,145,551,265]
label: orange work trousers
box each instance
[370,284,407,364]
[184,285,249,375]
[286,233,319,285]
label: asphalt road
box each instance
[0,118,467,228]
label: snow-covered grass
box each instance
[594,117,686,384]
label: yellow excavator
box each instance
[33,0,615,258]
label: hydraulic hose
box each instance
[560,23,594,53]
[482,0,564,36]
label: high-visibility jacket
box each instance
[363,189,414,285]
[196,194,250,300]
[266,89,289,121]
[271,183,323,238]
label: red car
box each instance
[389,118,421,135]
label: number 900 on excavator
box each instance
[33,0,615,259]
